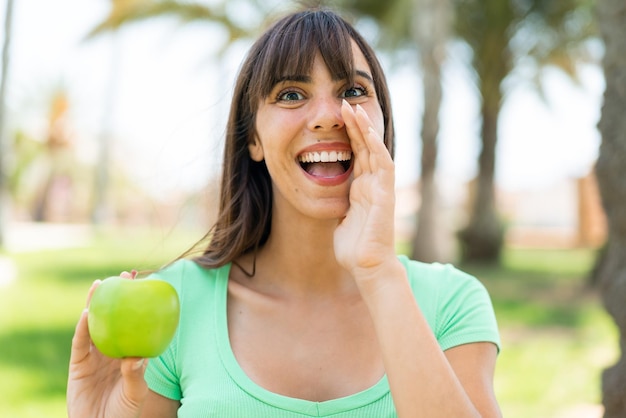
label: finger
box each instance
[71,308,92,363]
[85,279,102,308]
[355,104,394,173]
[73,279,102,363]
[120,269,138,280]
[341,100,370,175]
[341,100,367,152]
[120,357,150,408]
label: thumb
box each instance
[120,358,149,407]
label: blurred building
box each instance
[394,170,607,253]
[500,171,606,249]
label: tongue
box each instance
[306,162,345,178]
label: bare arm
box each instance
[358,264,501,417]
[445,343,501,417]
[336,101,501,417]
[139,391,180,418]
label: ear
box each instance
[248,136,264,162]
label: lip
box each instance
[297,142,354,187]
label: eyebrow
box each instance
[355,70,374,84]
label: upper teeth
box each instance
[298,151,352,163]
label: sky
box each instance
[1,0,605,202]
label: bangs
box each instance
[250,10,356,99]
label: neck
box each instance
[236,215,355,298]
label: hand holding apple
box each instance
[68,277,152,418]
[87,273,180,358]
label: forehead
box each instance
[350,41,373,76]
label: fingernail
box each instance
[132,358,146,370]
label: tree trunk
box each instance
[92,33,120,225]
[411,0,451,263]
[594,0,626,416]
[0,0,15,248]
[458,95,504,263]
[457,0,510,264]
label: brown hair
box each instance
[188,7,395,270]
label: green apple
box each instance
[88,276,180,358]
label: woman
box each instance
[68,7,501,418]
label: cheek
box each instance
[370,108,385,139]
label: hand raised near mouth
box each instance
[334,99,398,288]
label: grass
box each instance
[462,248,617,418]
[0,226,197,418]
[0,229,617,418]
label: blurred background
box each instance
[0,0,618,417]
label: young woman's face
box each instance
[251,41,385,222]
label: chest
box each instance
[226,286,385,402]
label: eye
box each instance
[342,85,368,99]
[277,90,305,102]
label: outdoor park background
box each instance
[0,0,616,417]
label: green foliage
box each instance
[453,0,597,100]
[84,0,262,54]
[328,0,413,48]
[0,232,615,417]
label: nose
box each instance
[308,97,344,131]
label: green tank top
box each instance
[145,256,500,417]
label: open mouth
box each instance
[298,150,353,177]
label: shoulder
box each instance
[397,255,500,351]
[148,259,226,303]
[397,254,486,296]
[150,258,224,282]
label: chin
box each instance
[314,199,350,221]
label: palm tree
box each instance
[337,0,596,263]
[0,0,15,248]
[86,0,253,43]
[31,88,75,222]
[454,0,596,263]
[85,0,257,224]
[409,0,453,263]
[593,0,626,414]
